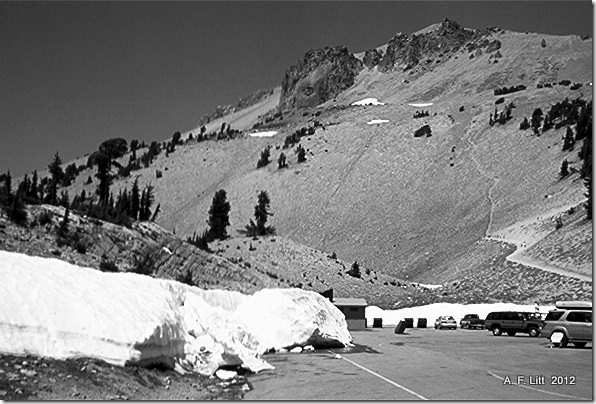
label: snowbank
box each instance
[367,119,389,125]
[352,98,385,106]
[408,102,433,107]
[366,302,555,327]
[0,251,350,375]
[249,131,277,137]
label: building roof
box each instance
[333,298,367,307]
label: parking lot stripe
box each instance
[326,351,428,400]
[487,371,587,400]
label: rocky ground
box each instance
[0,355,249,401]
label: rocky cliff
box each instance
[279,46,363,110]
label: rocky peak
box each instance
[377,19,478,73]
[279,46,363,110]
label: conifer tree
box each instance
[297,145,306,163]
[562,127,575,151]
[579,121,592,178]
[347,261,361,278]
[531,108,543,135]
[246,190,275,236]
[48,152,64,185]
[278,152,287,169]
[560,159,569,178]
[130,178,140,219]
[7,190,27,225]
[585,175,592,220]
[207,189,231,240]
[95,152,111,205]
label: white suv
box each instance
[541,301,592,348]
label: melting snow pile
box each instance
[408,102,434,107]
[352,98,385,106]
[366,302,555,327]
[249,131,278,137]
[0,251,351,375]
[367,119,390,125]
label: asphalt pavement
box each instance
[246,327,592,400]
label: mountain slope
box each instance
[56,21,591,285]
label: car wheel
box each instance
[528,327,539,338]
[492,326,502,336]
[507,331,516,336]
[573,342,587,348]
[560,335,569,348]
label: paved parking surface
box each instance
[246,327,592,400]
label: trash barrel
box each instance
[373,318,383,328]
[417,318,427,328]
[404,318,414,328]
[394,321,407,334]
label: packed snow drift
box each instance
[249,131,278,137]
[367,119,390,125]
[408,102,434,107]
[0,251,351,375]
[366,302,555,327]
[352,98,385,106]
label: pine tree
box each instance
[560,159,569,178]
[585,175,592,220]
[579,120,592,178]
[48,152,64,186]
[6,190,27,225]
[278,152,287,169]
[28,170,39,203]
[519,117,530,130]
[531,108,543,135]
[347,261,361,278]
[207,189,231,240]
[1,170,12,203]
[562,126,575,151]
[297,145,306,163]
[44,180,58,206]
[95,152,111,205]
[130,178,140,219]
[139,185,155,221]
[246,190,275,236]
[257,146,271,168]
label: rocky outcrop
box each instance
[0,205,266,294]
[362,49,384,69]
[378,19,478,73]
[279,46,363,110]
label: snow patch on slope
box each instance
[367,119,390,125]
[408,102,434,107]
[0,251,350,375]
[352,98,385,106]
[249,131,278,137]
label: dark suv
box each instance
[485,311,542,337]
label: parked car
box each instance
[541,301,592,348]
[484,311,542,337]
[434,316,457,330]
[459,314,485,329]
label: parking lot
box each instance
[246,327,592,400]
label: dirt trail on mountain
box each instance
[462,110,500,237]
[462,111,590,282]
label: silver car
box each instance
[434,316,457,330]
[541,302,592,348]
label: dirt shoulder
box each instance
[0,354,248,401]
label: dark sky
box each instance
[1,1,592,176]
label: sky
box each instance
[0,1,592,176]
